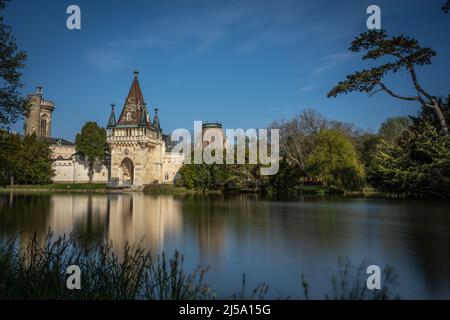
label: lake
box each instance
[0,192,449,299]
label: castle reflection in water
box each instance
[1,192,450,298]
[0,192,231,264]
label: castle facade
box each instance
[106,71,183,188]
[24,71,183,187]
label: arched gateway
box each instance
[120,157,134,186]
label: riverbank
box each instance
[0,183,414,199]
[0,183,109,193]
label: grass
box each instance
[3,183,107,190]
[0,232,399,300]
[143,184,221,195]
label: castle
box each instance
[24,71,183,187]
[106,71,183,187]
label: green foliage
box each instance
[0,131,53,185]
[175,147,262,192]
[378,116,412,144]
[0,130,21,185]
[328,30,435,98]
[305,130,365,191]
[75,122,107,183]
[0,0,28,128]
[18,133,54,184]
[328,29,449,135]
[411,96,450,129]
[369,122,450,198]
[267,157,304,192]
[356,132,381,169]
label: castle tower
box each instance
[24,86,55,138]
[106,71,165,188]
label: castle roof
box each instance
[116,71,151,128]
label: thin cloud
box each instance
[311,52,355,75]
[298,85,315,93]
[85,49,126,73]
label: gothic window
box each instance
[165,172,169,180]
[40,118,47,136]
[126,112,133,121]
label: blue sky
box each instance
[4,0,450,141]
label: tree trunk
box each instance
[9,175,14,186]
[430,101,449,136]
[89,163,94,184]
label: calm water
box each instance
[1,192,449,299]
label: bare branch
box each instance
[378,82,420,101]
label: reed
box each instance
[0,233,398,300]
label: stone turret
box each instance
[24,86,55,138]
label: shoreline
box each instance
[1,184,442,200]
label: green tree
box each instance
[0,130,21,185]
[356,132,382,169]
[271,109,360,169]
[266,157,304,192]
[306,130,365,191]
[328,30,449,136]
[0,0,27,128]
[17,133,53,184]
[75,122,107,183]
[369,122,450,198]
[378,116,412,144]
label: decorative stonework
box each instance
[106,72,182,188]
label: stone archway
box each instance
[120,157,134,186]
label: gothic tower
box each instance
[24,86,55,138]
[107,71,165,188]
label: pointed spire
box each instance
[139,103,149,126]
[153,107,161,130]
[107,104,116,128]
[117,70,145,125]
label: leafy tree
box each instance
[266,157,304,192]
[271,109,360,169]
[0,131,53,185]
[356,132,382,168]
[18,133,53,184]
[328,30,449,136]
[305,130,365,191]
[0,130,21,185]
[369,122,450,198]
[378,116,412,144]
[75,122,107,183]
[0,0,27,128]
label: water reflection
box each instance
[0,192,449,299]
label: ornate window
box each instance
[40,115,48,136]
